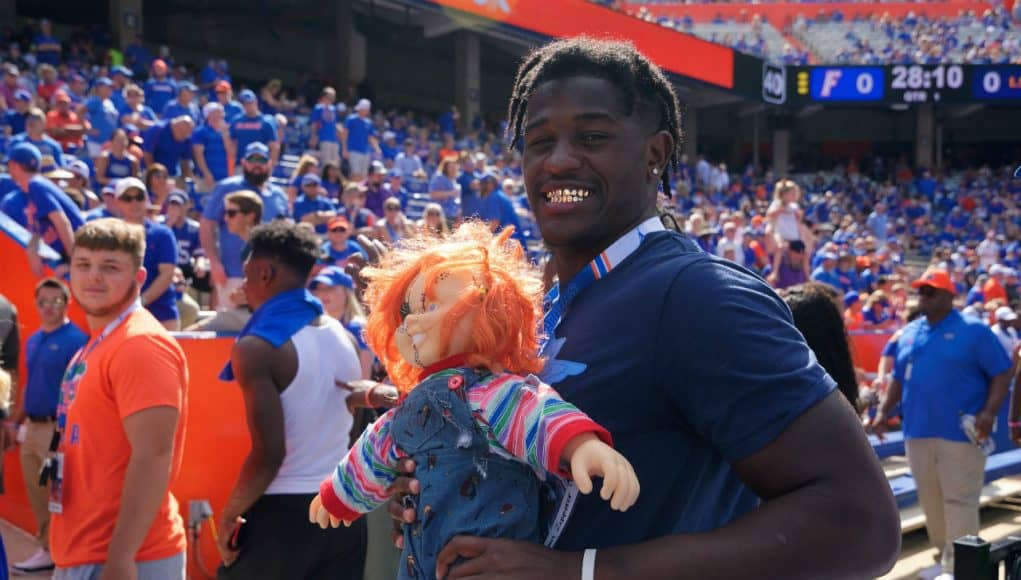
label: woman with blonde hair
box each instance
[417,202,449,237]
[374,196,412,245]
[309,267,375,379]
[765,179,805,253]
[286,153,320,208]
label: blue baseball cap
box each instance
[8,142,42,172]
[94,76,113,87]
[111,65,132,77]
[238,89,257,103]
[243,141,270,159]
[301,173,321,187]
[844,291,860,308]
[166,190,188,205]
[310,266,354,291]
[13,89,30,102]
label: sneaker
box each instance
[934,574,954,580]
[12,548,54,573]
[917,564,942,580]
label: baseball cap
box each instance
[996,306,1018,322]
[911,267,956,295]
[844,291,860,308]
[94,76,113,88]
[67,159,90,179]
[178,81,197,92]
[382,130,396,141]
[243,142,270,159]
[111,65,132,77]
[370,160,387,175]
[101,183,117,196]
[327,216,351,231]
[202,102,223,119]
[990,264,1006,276]
[115,176,147,198]
[310,266,354,291]
[8,142,41,171]
[355,98,371,112]
[301,173,322,187]
[387,169,402,179]
[166,190,188,205]
[2,63,17,76]
[215,80,231,93]
[13,89,30,102]
[238,89,257,103]
[822,251,838,261]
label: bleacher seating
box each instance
[889,448,1021,509]
[685,21,791,60]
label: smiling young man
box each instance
[393,38,900,580]
[50,218,188,579]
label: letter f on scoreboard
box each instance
[820,70,843,97]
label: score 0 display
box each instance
[789,64,1021,104]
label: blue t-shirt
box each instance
[549,232,835,549]
[463,191,524,243]
[190,124,230,181]
[429,174,460,219]
[230,114,277,163]
[310,103,339,143]
[118,104,158,129]
[24,321,88,416]
[344,114,375,154]
[142,220,180,322]
[892,310,1012,442]
[85,96,119,144]
[143,78,178,115]
[33,34,62,66]
[223,101,244,124]
[293,195,336,234]
[202,176,289,277]
[142,120,192,176]
[102,151,136,181]
[3,110,27,136]
[160,216,202,266]
[320,239,367,267]
[24,176,85,256]
[810,267,843,290]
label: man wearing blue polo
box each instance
[191,102,231,194]
[142,116,195,177]
[230,89,278,167]
[872,267,1012,576]
[199,142,288,308]
[343,98,376,179]
[10,278,87,574]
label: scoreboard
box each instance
[780,64,1021,105]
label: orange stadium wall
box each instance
[0,218,887,576]
[637,1,996,26]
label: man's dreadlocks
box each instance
[506,37,683,194]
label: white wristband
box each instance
[582,548,597,580]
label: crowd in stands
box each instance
[597,1,1021,64]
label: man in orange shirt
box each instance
[45,91,89,153]
[984,264,1009,305]
[49,218,189,579]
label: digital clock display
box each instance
[786,64,1021,104]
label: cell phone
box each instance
[227,517,247,550]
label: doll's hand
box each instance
[563,433,640,512]
[308,493,348,529]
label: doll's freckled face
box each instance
[395,270,478,368]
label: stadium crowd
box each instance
[0,15,1019,579]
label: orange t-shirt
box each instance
[983,279,1008,304]
[50,307,189,567]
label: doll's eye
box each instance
[427,304,438,312]
[400,300,411,321]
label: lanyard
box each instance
[55,300,140,435]
[540,217,664,351]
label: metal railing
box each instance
[954,535,1021,579]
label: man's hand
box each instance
[976,409,997,441]
[435,536,580,580]
[386,458,418,550]
[336,379,399,413]
[217,515,243,567]
[99,553,138,580]
[866,411,888,441]
[203,175,215,190]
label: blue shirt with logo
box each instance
[142,120,192,176]
[25,321,88,416]
[230,114,277,163]
[310,103,339,143]
[102,151,137,181]
[893,310,1012,442]
[142,220,180,322]
[190,124,230,181]
[546,231,834,550]
[344,114,375,154]
[160,216,202,266]
[202,176,289,277]
[143,78,178,114]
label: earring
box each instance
[651,167,660,176]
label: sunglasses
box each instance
[37,298,66,308]
[225,209,246,218]
[329,227,348,233]
[119,193,147,203]
[245,155,270,164]
[385,205,400,211]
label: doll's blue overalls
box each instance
[391,367,542,579]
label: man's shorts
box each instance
[54,552,185,580]
[319,141,340,165]
[347,151,370,177]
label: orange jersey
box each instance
[50,307,189,567]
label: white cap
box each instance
[114,176,146,198]
[202,101,224,119]
[355,98,371,112]
[990,264,1006,276]
[382,130,396,140]
[68,159,89,179]
[996,306,1018,322]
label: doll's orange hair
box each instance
[362,221,544,393]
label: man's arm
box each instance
[198,216,224,282]
[143,151,155,168]
[269,140,280,168]
[192,143,212,182]
[141,263,175,306]
[105,406,179,566]
[49,209,75,257]
[977,369,1011,439]
[437,392,901,580]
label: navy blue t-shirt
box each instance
[548,231,835,549]
[25,321,88,416]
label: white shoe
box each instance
[934,574,954,580]
[917,563,942,580]
[12,547,54,573]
